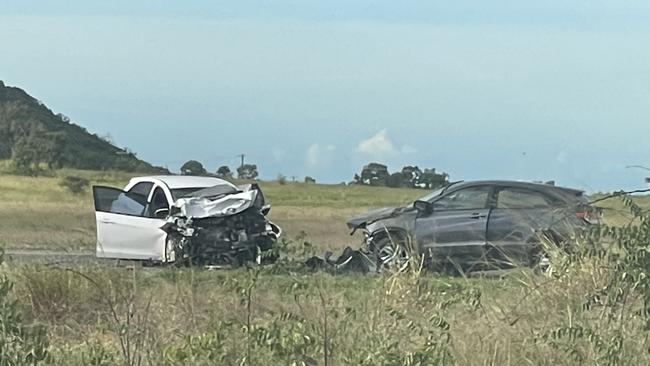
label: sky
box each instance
[2,1,650,192]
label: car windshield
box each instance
[171,184,240,201]
[171,188,207,200]
[417,187,446,202]
[416,182,462,203]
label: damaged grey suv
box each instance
[347,180,601,272]
[93,175,281,266]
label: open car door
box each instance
[92,186,167,261]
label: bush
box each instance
[181,160,207,176]
[386,172,405,188]
[277,174,287,185]
[237,164,259,180]
[216,166,233,179]
[0,250,49,365]
[59,175,90,195]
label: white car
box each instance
[92,175,281,265]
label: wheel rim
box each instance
[378,240,410,272]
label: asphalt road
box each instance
[4,250,112,266]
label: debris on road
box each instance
[306,247,376,273]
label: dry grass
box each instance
[0,170,421,251]
[3,169,650,365]
[7,257,648,365]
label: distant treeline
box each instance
[180,160,260,180]
[352,163,450,189]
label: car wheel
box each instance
[373,235,411,273]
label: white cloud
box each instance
[306,143,336,167]
[556,151,568,164]
[357,129,396,157]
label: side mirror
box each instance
[154,208,170,219]
[414,200,433,214]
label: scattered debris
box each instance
[306,247,376,273]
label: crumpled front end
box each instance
[162,184,282,266]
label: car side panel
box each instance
[416,208,490,268]
[485,208,552,267]
[95,212,167,260]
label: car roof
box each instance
[449,180,584,196]
[129,175,237,190]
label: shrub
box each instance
[180,160,207,176]
[59,175,90,195]
[0,250,49,365]
[277,174,287,185]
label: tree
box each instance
[386,172,406,188]
[419,168,449,189]
[42,131,66,169]
[305,176,316,184]
[10,128,58,176]
[352,162,450,190]
[401,166,423,188]
[216,165,233,179]
[180,160,207,176]
[359,163,390,186]
[237,164,259,180]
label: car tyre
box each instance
[373,235,411,273]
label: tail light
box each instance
[576,207,602,224]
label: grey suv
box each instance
[347,180,600,272]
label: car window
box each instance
[497,188,552,209]
[93,186,146,216]
[147,187,170,217]
[417,187,446,202]
[433,186,491,210]
[127,182,154,205]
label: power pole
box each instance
[237,154,246,170]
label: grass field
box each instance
[2,168,650,365]
[1,169,646,251]
[0,169,422,251]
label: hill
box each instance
[0,80,165,172]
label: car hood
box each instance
[172,184,265,219]
[347,206,408,230]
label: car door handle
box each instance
[469,213,487,220]
[99,219,115,225]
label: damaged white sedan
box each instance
[92,175,281,266]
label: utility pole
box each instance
[237,154,246,169]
